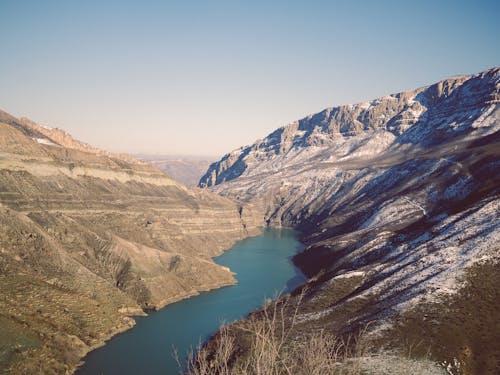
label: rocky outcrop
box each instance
[201,67,500,374]
[16,116,139,163]
[0,112,261,373]
[200,68,498,188]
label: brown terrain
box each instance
[0,110,261,374]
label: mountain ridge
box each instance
[200,67,499,188]
[199,67,500,374]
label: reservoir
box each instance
[78,228,307,374]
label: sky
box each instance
[0,0,499,157]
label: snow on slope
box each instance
[199,68,500,363]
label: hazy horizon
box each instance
[1,0,499,156]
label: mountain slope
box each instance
[0,111,260,373]
[200,67,500,374]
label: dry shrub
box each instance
[185,291,365,375]
[184,325,235,375]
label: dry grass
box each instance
[386,260,500,375]
[184,291,365,375]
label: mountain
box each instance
[136,155,214,187]
[0,111,260,373]
[199,67,500,374]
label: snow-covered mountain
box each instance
[200,67,498,191]
[200,67,500,374]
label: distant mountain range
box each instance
[200,67,500,374]
[136,154,214,187]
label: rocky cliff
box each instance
[200,67,500,374]
[0,111,261,374]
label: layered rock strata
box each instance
[0,111,261,374]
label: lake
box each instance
[77,228,306,375]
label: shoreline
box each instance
[70,230,262,374]
[73,278,239,374]
[73,228,304,374]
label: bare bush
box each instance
[184,325,235,375]
[184,291,365,375]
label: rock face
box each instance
[200,68,500,373]
[0,111,261,374]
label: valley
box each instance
[1,1,497,373]
[0,67,498,374]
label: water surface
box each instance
[78,228,306,375]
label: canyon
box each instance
[0,66,498,375]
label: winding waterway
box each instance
[78,228,306,374]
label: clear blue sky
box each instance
[1,0,498,156]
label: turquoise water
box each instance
[77,228,306,375]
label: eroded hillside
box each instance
[0,111,261,374]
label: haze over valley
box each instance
[135,155,214,187]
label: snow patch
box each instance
[33,137,60,147]
[333,271,365,280]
